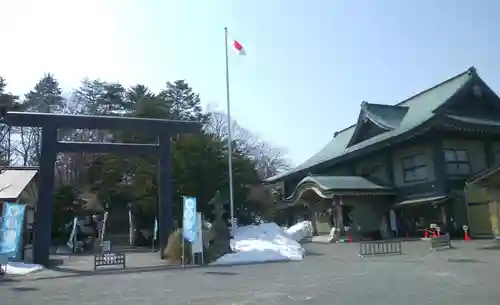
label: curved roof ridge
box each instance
[397,67,475,106]
[363,102,410,130]
[284,175,393,203]
[364,102,408,108]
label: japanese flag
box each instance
[232,40,246,55]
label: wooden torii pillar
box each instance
[332,195,344,238]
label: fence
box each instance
[93,240,126,271]
[94,252,126,270]
[359,240,402,257]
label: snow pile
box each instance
[285,221,314,242]
[211,222,306,265]
[4,262,43,275]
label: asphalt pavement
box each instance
[1,241,499,305]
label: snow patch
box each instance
[285,221,313,242]
[211,222,310,265]
[3,262,43,275]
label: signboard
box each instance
[191,213,203,254]
[182,196,197,243]
[153,217,158,241]
[232,218,238,230]
[102,240,111,253]
[0,203,26,260]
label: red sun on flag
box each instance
[233,40,245,55]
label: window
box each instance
[402,154,427,182]
[444,149,470,175]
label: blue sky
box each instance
[1,1,500,166]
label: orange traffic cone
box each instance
[348,235,353,243]
[465,231,471,241]
[424,230,428,238]
[432,231,437,238]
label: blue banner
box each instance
[0,203,26,260]
[182,196,197,243]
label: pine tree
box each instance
[21,73,66,165]
[24,73,65,113]
[0,76,20,167]
[158,80,209,123]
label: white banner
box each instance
[182,196,197,243]
[191,213,203,254]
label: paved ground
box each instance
[1,240,500,305]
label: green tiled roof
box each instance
[285,175,394,203]
[266,67,477,183]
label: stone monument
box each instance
[206,191,233,260]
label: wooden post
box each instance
[490,188,500,238]
[336,196,344,236]
[441,205,447,226]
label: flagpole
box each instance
[224,26,236,235]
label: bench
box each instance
[430,234,452,251]
[359,240,402,257]
[93,252,126,270]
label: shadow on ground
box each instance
[10,286,39,292]
[304,250,324,256]
[26,258,295,281]
[203,271,239,276]
[0,277,22,284]
[448,258,485,263]
[477,245,500,251]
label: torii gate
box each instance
[4,111,200,265]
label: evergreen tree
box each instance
[24,73,65,113]
[19,73,65,165]
[0,76,19,166]
[158,80,209,123]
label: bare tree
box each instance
[11,127,37,166]
[205,110,291,180]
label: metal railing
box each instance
[359,240,403,257]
